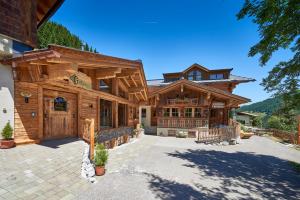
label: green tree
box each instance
[237,0,300,130]
[38,22,98,53]
[267,116,283,130]
[1,122,13,139]
[252,115,263,127]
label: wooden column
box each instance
[112,78,119,96]
[38,86,43,140]
[89,119,95,160]
[96,96,100,131]
[113,101,118,128]
[78,93,82,138]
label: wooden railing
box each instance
[197,126,239,143]
[271,129,298,144]
[167,98,198,105]
[157,117,208,128]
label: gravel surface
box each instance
[79,135,300,200]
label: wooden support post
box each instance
[90,118,95,160]
[113,101,119,128]
[38,86,43,140]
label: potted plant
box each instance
[0,122,15,149]
[94,143,108,176]
[133,129,140,138]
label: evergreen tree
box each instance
[37,21,98,53]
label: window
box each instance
[142,108,147,118]
[54,97,67,111]
[165,77,180,83]
[210,74,224,80]
[187,70,202,81]
[171,108,179,117]
[194,108,201,118]
[163,108,170,117]
[184,108,192,117]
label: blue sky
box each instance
[51,0,292,104]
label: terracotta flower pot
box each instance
[0,139,15,149]
[95,166,105,176]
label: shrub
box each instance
[252,115,263,127]
[240,124,248,132]
[267,116,283,130]
[94,144,108,167]
[176,131,188,138]
[1,122,13,139]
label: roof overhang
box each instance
[149,79,250,105]
[37,0,65,28]
[1,44,148,101]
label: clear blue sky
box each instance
[51,0,292,104]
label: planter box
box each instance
[0,139,15,149]
[110,138,117,149]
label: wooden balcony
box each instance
[157,117,208,129]
[167,98,198,106]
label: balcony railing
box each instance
[167,98,198,106]
[157,117,208,129]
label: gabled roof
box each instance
[1,44,148,100]
[163,63,233,77]
[149,79,250,104]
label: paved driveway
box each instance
[81,135,300,200]
[1,136,300,200]
[0,138,90,200]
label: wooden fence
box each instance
[270,129,298,144]
[197,126,239,143]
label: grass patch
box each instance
[289,161,300,173]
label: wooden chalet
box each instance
[2,45,148,144]
[143,64,254,136]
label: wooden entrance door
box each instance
[209,108,224,128]
[43,90,77,140]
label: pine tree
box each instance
[37,21,96,51]
[1,122,13,139]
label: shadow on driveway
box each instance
[145,150,300,200]
[39,137,80,148]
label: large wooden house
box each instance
[2,45,148,144]
[141,64,255,136]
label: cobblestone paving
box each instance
[0,138,90,200]
[81,135,300,200]
[1,136,300,200]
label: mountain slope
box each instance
[238,96,282,115]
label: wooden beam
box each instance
[95,68,122,79]
[121,77,130,87]
[128,86,144,94]
[47,57,139,69]
[130,75,138,87]
[116,69,139,78]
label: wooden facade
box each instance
[146,64,253,136]
[2,45,148,144]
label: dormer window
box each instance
[187,70,202,81]
[210,74,224,80]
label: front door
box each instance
[43,90,77,140]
